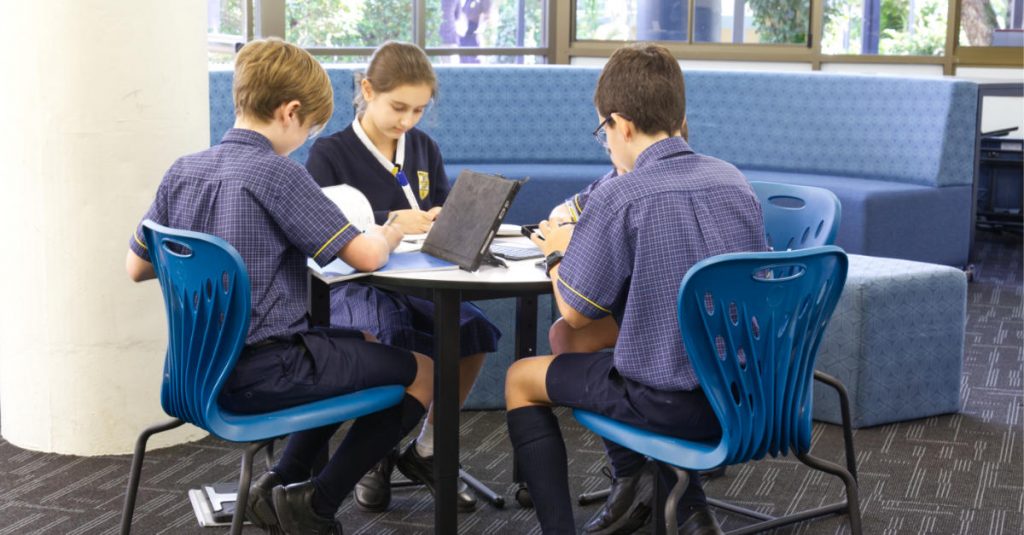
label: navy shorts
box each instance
[218,327,418,415]
[329,282,501,358]
[546,352,721,441]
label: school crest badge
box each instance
[417,171,429,200]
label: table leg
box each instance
[433,288,462,533]
[514,295,539,359]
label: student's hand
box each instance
[426,206,442,220]
[533,219,573,256]
[389,209,434,234]
[378,221,404,251]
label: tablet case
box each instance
[422,170,525,271]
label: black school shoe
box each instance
[272,481,343,535]
[394,443,478,512]
[247,471,283,531]
[354,448,397,512]
[582,463,655,535]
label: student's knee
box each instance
[548,318,573,354]
[406,352,433,408]
[504,356,554,410]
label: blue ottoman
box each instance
[813,254,967,428]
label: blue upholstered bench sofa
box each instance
[208,65,977,410]
[211,65,978,267]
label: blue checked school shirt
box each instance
[556,136,768,391]
[129,129,361,345]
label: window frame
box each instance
[210,0,1022,73]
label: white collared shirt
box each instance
[352,116,420,211]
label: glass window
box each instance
[285,0,414,48]
[960,0,1024,47]
[576,0,690,42]
[208,0,245,64]
[694,0,810,44]
[426,0,547,63]
[822,0,948,55]
[430,54,547,64]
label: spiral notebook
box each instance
[422,170,526,271]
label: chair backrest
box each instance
[141,220,251,431]
[750,182,841,251]
[677,246,848,465]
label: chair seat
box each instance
[573,409,727,471]
[208,385,407,443]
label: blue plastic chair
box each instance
[120,221,407,535]
[574,247,861,535]
[749,180,860,494]
[750,181,841,251]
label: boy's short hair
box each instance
[594,44,685,137]
[233,38,333,128]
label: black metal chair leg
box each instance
[578,486,612,505]
[120,418,185,535]
[230,439,275,535]
[577,466,726,506]
[459,468,505,508]
[661,466,690,535]
[797,451,862,535]
[814,370,859,479]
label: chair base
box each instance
[120,418,277,535]
[390,468,506,508]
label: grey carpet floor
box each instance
[0,230,1020,534]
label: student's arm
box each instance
[338,223,402,271]
[548,264,591,328]
[530,221,592,328]
[125,250,155,282]
[126,178,170,283]
[535,194,632,330]
[549,169,617,222]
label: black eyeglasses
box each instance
[592,114,630,149]
[592,116,613,149]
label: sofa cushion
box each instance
[419,66,608,165]
[743,169,972,266]
[687,71,977,187]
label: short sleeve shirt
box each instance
[306,125,450,224]
[556,137,768,391]
[129,129,361,345]
[561,170,616,222]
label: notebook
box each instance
[422,170,526,271]
[308,250,457,282]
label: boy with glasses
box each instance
[507,44,767,535]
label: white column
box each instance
[0,1,211,455]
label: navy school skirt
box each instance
[329,282,502,358]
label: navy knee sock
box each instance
[273,423,342,484]
[507,406,575,534]
[603,439,647,478]
[310,394,426,517]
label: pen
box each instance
[384,213,399,227]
